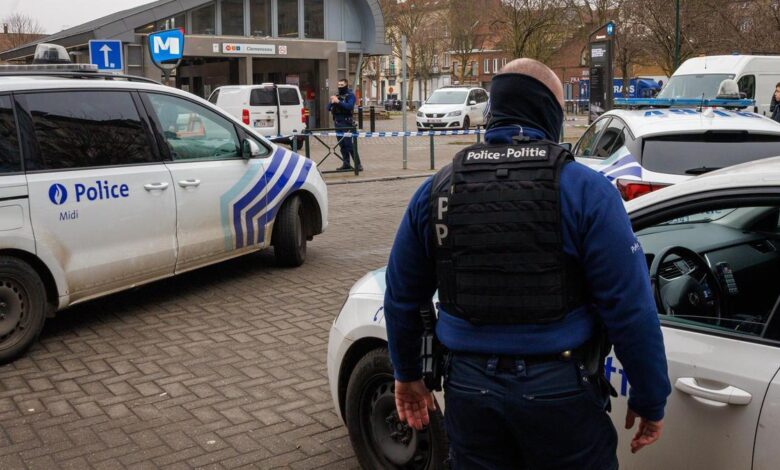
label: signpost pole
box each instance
[401,35,408,171]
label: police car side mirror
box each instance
[469,100,477,106]
[241,138,262,159]
[559,142,573,152]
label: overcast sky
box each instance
[1,0,158,34]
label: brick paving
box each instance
[0,177,426,469]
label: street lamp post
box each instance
[674,0,680,71]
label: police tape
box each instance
[266,129,486,139]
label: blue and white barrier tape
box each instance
[266,129,486,139]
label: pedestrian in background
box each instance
[770,82,780,123]
[328,79,361,171]
[384,58,671,469]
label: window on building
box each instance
[192,3,216,35]
[470,61,477,77]
[278,0,299,38]
[502,57,507,67]
[484,59,490,75]
[493,58,499,74]
[0,96,21,174]
[221,0,244,36]
[251,0,272,36]
[453,61,460,75]
[304,0,324,39]
[23,91,156,170]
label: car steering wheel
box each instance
[649,246,725,324]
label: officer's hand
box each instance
[394,379,436,431]
[330,96,339,104]
[625,408,663,454]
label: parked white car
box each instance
[416,86,489,131]
[328,157,780,470]
[0,66,327,363]
[573,105,780,200]
[209,83,307,140]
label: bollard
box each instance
[369,106,376,133]
[352,132,361,176]
[429,132,435,170]
[476,125,482,143]
[292,135,298,153]
[305,133,311,159]
[358,106,364,130]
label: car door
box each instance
[277,86,304,136]
[17,90,177,300]
[608,194,780,469]
[248,86,278,137]
[141,91,277,273]
[466,90,480,123]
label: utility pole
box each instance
[402,34,408,170]
[674,0,680,71]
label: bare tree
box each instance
[1,13,45,49]
[489,0,570,63]
[448,0,489,83]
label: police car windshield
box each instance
[657,74,735,100]
[641,133,780,175]
[426,90,468,105]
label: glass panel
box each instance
[191,3,216,35]
[250,88,278,106]
[642,133,780,175]
[590,121,626,160]
[278,88,300,105]
[24,92,155,170]
[657,74,735,100]
[278,0,299,38]
[304,0,323,39]
[0,96,21,173]
[637,203,780,342]
[147,93,241,161]
[221,0,245,36]
[738,75,755,99]
[574,117,609,157]
[251,0,272,36]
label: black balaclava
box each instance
[338,83,348,94]
[487,73,563,142]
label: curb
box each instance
[325,172,435,185]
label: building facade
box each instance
[0,0,390,126]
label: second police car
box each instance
[573,97,780,201]
[0,56,328,363]
[328,157,780,470]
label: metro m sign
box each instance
[148,29,185,70]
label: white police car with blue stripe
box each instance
[0,53,327,363]
[328,157,780,469]
[574,97,780,201]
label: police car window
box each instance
[642,133,780,176]
[0,96,21,174]
[574,117,609,157]
[278,88,300,106]
[23,91,156,171]
[146,93,241,162]
[737,75,755,100]
[250,88,277,106]
[208,89,220,104]
[636,203,780,344]
[593,120,626,159]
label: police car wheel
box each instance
[0,257,47,364]
[273,196,306,267]
[345,348,448,470]
[462,117,470,130]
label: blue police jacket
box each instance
[328,88,355,118]
[384,125,672,422]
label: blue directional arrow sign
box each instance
[88,40,123,71]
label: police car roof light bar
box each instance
[614,97,755,108]
[0,69,159,85]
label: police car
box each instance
[0,46,327,363]
[574,97,780,200]
[328,158,780,469]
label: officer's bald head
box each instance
[499,59,564,109]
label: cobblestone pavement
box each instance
[0,177,426,469]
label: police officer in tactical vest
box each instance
[384,59,672,469]
[328,78,361,171]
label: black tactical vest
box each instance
[430,136,586,325]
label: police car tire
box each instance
[462,116,470,130]
[0,257,47,364]
[345,348,448,470]
[273,196,306,267]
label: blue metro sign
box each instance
[148,29,185,67]
[88,40,123,71]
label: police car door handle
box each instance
[674,377,752,405]
[266,111,275,114]
[143,182,169,191]
[178,179,201,188]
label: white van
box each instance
[658,55,780,116]
[209,84,307,139]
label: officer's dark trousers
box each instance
[443,352,618,470]
[334,119,354,167]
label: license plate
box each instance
[428,119,442,123]
[254,119,273,128]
